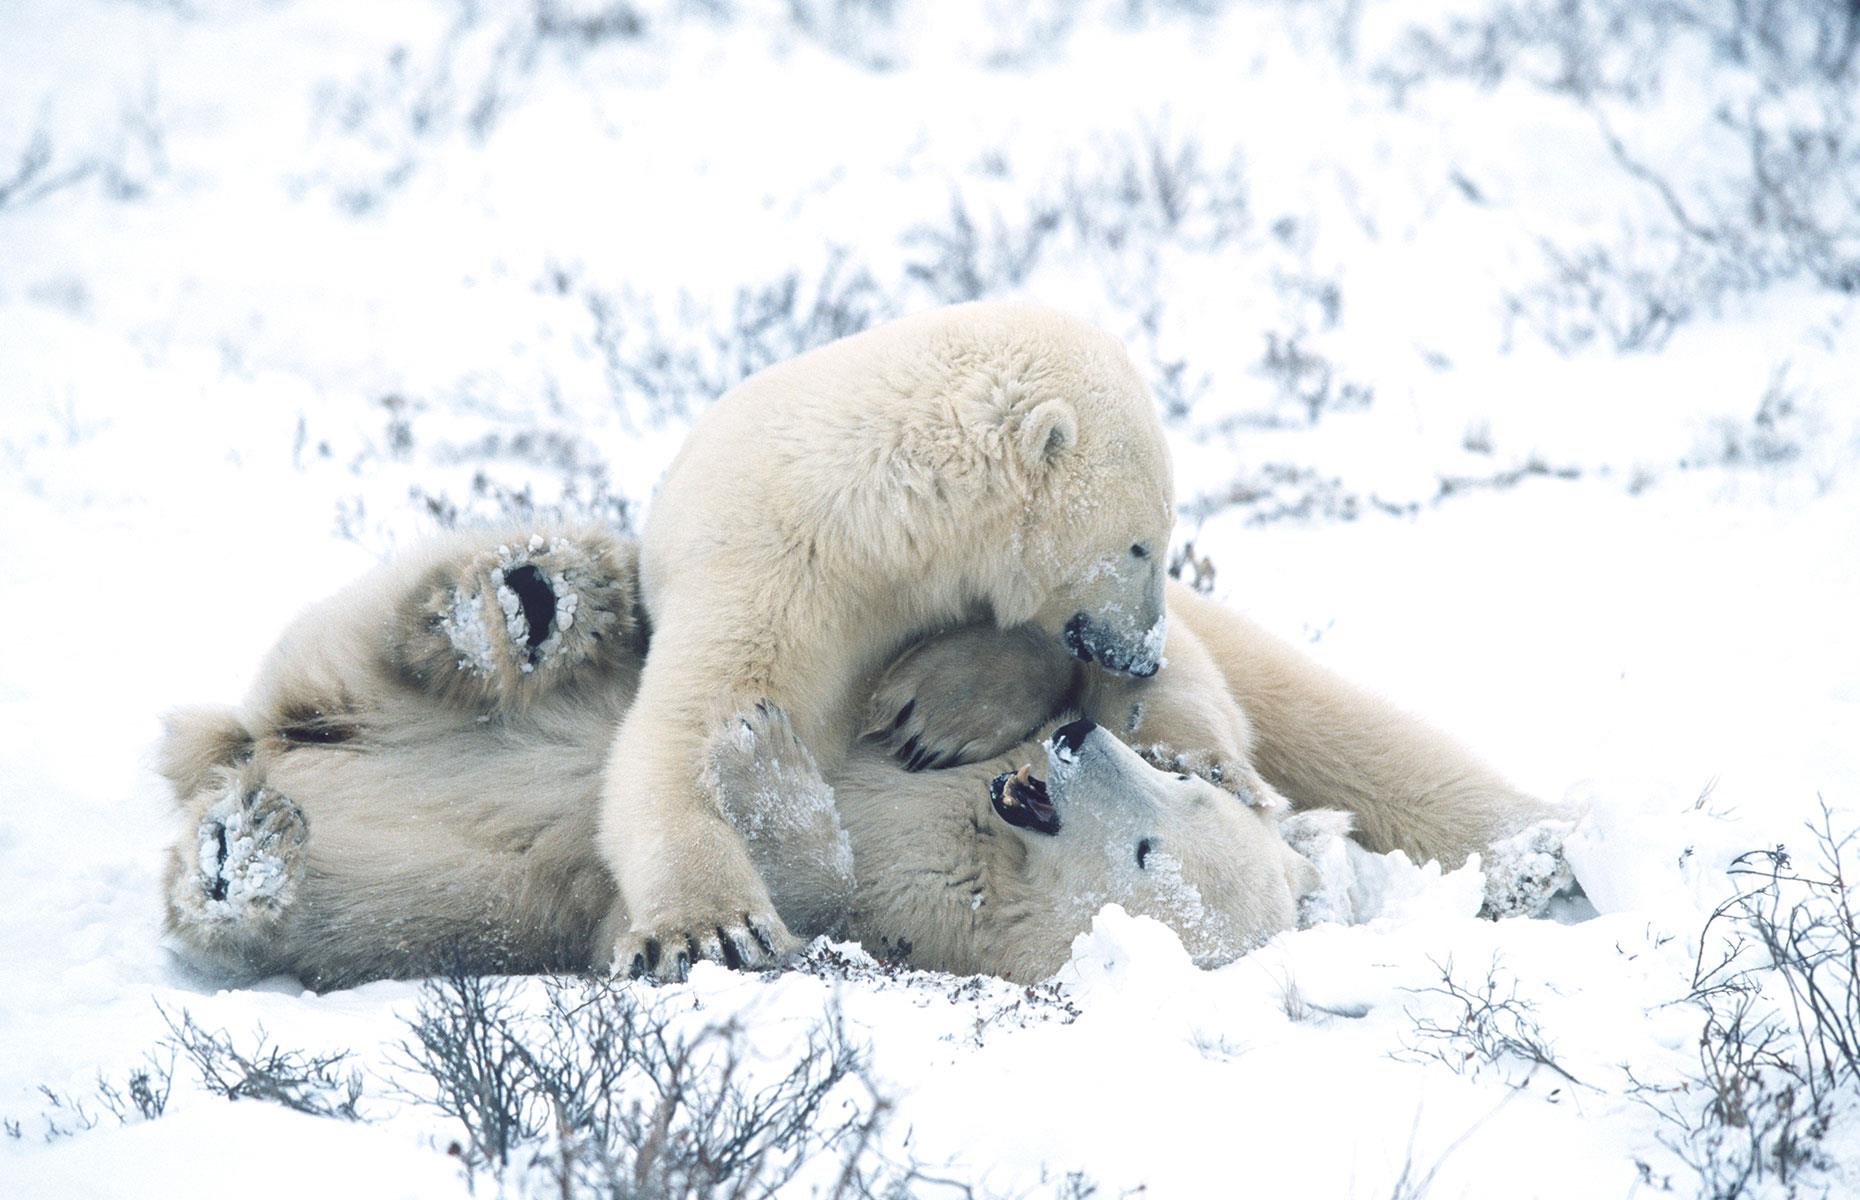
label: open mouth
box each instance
[990,765,1061,836]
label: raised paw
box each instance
[863,624,1073,772]
[395,528,642,709]
[1479,819,1578,919]
[613,912,800,984]
[173,776,308,925]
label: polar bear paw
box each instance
[174,780,308,926]
[398,530,642,709]
[862,624,1072,771]
[1131,741,1280,809]
[1479,819,1578,919]
[612,906,800,984]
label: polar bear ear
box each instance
[1016,400,1077,469]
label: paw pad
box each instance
[190,784,307,921]
[443,535,592,678]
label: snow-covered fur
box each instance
[866,580,1561,870]
[601,302,1176,972]
[159,525,1318,989]
[158,527,643,986]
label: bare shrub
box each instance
[1254,329,1374,425]
[1504,231,1715,354]
[1435,455,1581,499]
[10,1007,357,1141]
[785,0,903,70]
[0,84,170,211]
[1183,462,1370,526]
[18,1053,173,1142]
[1390,1,1860,351]
[1398,957,1587,1091]
[1636,802,1860,1197]
[0,125,92,211]
[1695,363,1811,468]
[904,191,1061,304]
[395,970,921,1197]
[161,1006,366,1120]
[576,252,895,427]
[903,126,1246,308]
[320,390,639,548]
[1378,0,1667,100]
[1166,539,1217,595]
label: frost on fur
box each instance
[1280,809,1488,928]
[1479,820,1578,919]
[396,526,641,711]
[706,703,856,941]
[174,777,307,926]
[440,536,586,677]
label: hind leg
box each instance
[163,763,308,975]
[391,527,645,711]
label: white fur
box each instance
[157,525,1315,988]
[600,302,1176,970]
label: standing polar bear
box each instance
[603,303,1180,976]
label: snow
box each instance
[3,0,1859,1196]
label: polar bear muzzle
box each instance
[990,765,1060,835]
[1062,613,1162,677]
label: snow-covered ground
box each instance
[3,0,1858,1195]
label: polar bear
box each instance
[157,525,1322,988]
[601,302,1179,975]
[863,581,1561,874]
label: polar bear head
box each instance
[981,719,1317,978]
[918,303,1175,678]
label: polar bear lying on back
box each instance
[157,526,1329,988]
[158,526,1571,989]
[601,303,1182,975]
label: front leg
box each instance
[863,623,1079,770]
[710,702,854,942]
[598,666,803,980]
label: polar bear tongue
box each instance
[990,766,1061,836]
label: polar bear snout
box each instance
[1061,612,1162,678]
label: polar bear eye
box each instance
[1129,544,1149,559]
[1136,838,1154,869]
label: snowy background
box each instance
[3,0,1859,1195]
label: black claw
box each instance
[898,734,920,763]
[749,921,776,957]
[644,939,662,971]
[630,953,647,978]
[719,928,744,970]
[889,700,915,732]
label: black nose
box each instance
[1051,719,1096,755]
